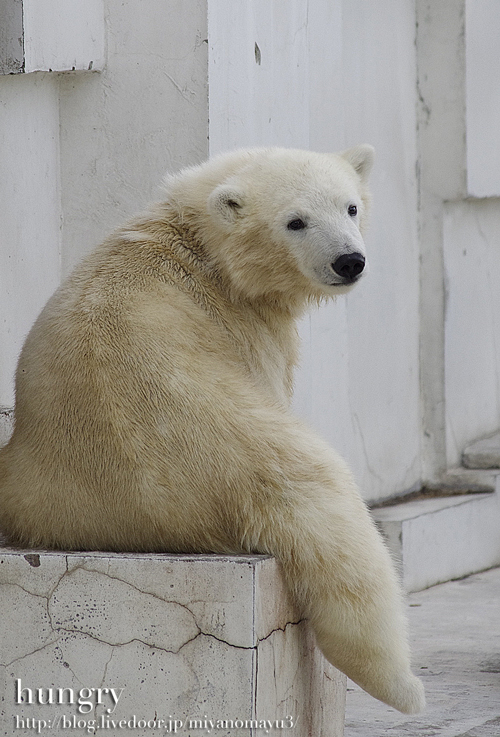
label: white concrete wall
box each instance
[23,0,105,73]
[0,0,105,73]
[417,0,500,473]
[59,0,208,276]
[0,0,208,409]
[465,0,500,197]
[0,74,62,408]
[444,199,500,468]
[415,0,467,482]
[335,0,420,500]
[208,0,421,501]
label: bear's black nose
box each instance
[332,253,365,281]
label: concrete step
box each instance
[463,431,500,469]
[372,472,500,592]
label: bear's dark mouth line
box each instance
[328,277,362,287]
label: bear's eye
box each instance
[348,204,358,217]
[287,218,306,231]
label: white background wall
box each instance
[0,74,62,406]
[208,0,421,500]
[465,0,500,197]
[0,0,208,406]
[23,0,105,73]
[58,0,209,276]
[444,199,500,468]
[1,0,499,502]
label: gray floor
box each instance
[345,566,500,737]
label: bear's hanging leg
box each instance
[239,438,425,714]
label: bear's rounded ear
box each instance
[340,144,375,182]
[208,184,245,225]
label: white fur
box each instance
[0,147,424,714]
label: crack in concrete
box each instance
[50,563,305,649]
[76,563,208,616]
[2,638,60,668]
[99,649,115,689]
[353,412,384,486]
[52,626,203,657]
[0,581,51,600]
[53,641,82,686]
[163,72,195,104]
[46,619,306,657]
[2,603,305,672]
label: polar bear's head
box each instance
[167,146,374,303]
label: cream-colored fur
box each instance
[0,147,424,714]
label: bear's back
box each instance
[0,212,298,548]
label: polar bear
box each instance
[0,147,424,714]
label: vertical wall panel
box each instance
[23,0,104,72]
[59,0,209,275]
[0,75,62,407]
[465,0,500,197]
[328,0,421,498]
[444,199,500,466]
[208,0,310,154]
[208,0,421,501]
[0,0,105,74]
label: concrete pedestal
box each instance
[0,550,345,736]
